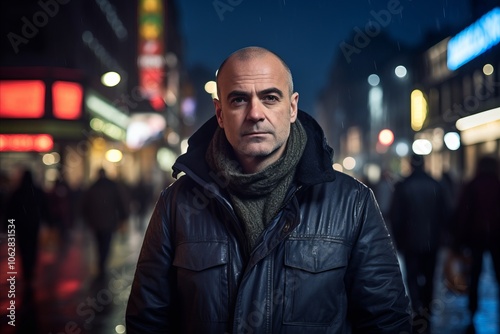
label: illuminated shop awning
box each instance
[456,107,500,145]
[85,91,130,141]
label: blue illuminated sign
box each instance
[447,7,500,71]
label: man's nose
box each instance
[246,98,265,121]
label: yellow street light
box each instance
[101,72,121,87]
[105,149,123,163]
[204,81,217,99]
[411,89,428,131]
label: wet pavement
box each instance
[430,250,499,334]
[0,216,498,334]
[0,217,144,334]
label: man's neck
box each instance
[237,150,285,174]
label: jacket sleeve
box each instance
[126,189,180,333]
[345,188,411,333]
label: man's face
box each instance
[214,53,298,173]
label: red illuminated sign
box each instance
[0,134,53,152]
[138,0,165,111]
[52,81,83,120]
[0,80,45,118]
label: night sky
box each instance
[176,0,473,114]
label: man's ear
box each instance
[213,98,224,128]
[290,92,299,122]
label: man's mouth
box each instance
[243,130,270,136]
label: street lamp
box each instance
[378,129,394,146]
[394,65,407,78]
[444,132,461,151]
[204,80,217,99]
[105,149,123,163]
[101,71,121,87]
[411,89,428,131]
[395,142,409,157]
[483,64,494,76]
[343,156,356,170]
[412,139,432,155]
[367,74,380,86]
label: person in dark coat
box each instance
[451,156,500,328]
[48,173,74,248]
[132,178,153,231]
[5,168,50,292]
[82,168,128,279]
[390,153,448,333]
[126,46,411,333]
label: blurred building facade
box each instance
[317,31,416,185]
[0,0,189,193]
[318,3,500,184]
[414,6,500,181]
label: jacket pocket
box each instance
[173,241,229,322]
[283,239,349,326]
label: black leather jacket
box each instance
[126,111,411,333]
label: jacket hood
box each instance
[172,110,336,186]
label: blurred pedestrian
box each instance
[5,168,50,294]
[374,168,397,224]
[451,156,500,329]
[48,173,73,248]
[390,153,448,333]
[132,178,153,231]
[82,168,128,280]
[440,170,460,246]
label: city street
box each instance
[1,216,498,334]
[1,1,499,333]
[0,217,144,334]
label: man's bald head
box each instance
[216,47,294,97]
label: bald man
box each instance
[126,47,411,333]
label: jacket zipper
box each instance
[177,162,252,258]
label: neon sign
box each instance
[0,80,83,120]
[138,0,165,111]
[0,134,53,152]
[447,7,500,71]
[52,81,83,120]
[0,80,45,118]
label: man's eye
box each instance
[264,95,278,102]
[231,97,246,104]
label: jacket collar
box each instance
[172,110,336,186]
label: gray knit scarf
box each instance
[206,120,307,249]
